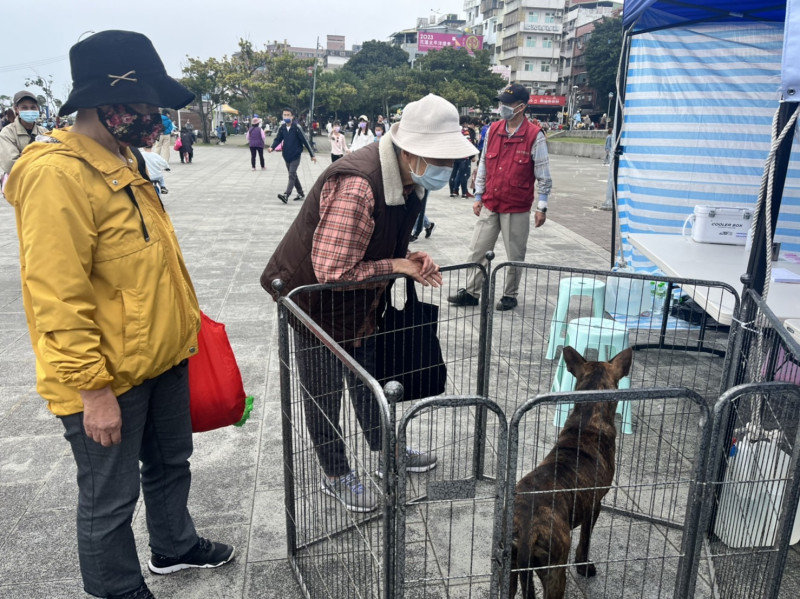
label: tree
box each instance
[342,41,409,78]
[24,74,63,118]
[181,57,226,143]
[414,47,506,110]
[584,17,624,104]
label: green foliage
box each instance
[342,41,409,78]
[584,17,623,102]
[415,48,505,110]
[24,74,62,115]
[181,56,226,143]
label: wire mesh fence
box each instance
[273,262,800,599]
[694,288,800,599]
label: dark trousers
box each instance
[250,146,265,168]
[449,159,470,195]
[412,189,430,237]
[60,364,197,598]
[179,148,193,163]
[331,153,342,163]
[284,157,303,196]
[294,332,382,478]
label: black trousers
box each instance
[250,146,265,168]
[294,331,382,477]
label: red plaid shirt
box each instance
[311,175,395,283]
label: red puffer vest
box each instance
[481,119,541,214]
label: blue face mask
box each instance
[410,156,451,191]
[283,117,292,124]
[19,110,40,123]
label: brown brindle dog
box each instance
[509,346,632,599]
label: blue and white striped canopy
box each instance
[617,2,800,270]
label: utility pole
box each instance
[309,37,320,135]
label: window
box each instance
[525,36,535,47]
[524,61,535,72]
[542,36,553,48]
[544,12,555,24]
[541,61,550,73]
[527,11,538,23]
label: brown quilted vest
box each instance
[260,143,421,344]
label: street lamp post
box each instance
[568,85,578,129]
[309,37,320,137]
[607,91,614,128]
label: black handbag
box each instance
[374,277,447,401]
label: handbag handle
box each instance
[384,276,420,313]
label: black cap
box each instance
[59,30,194,117]
[496,83,530,104]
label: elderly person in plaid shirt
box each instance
[262,94,478,512]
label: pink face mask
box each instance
[333,126,340,132]
[358,122,367,129]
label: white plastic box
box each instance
[714,435,800,547]
[683,206,752,245]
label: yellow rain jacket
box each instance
[5,129,200,416]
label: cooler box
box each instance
[714,435,800,547]
[683,206,752,245]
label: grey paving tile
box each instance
[243,560,304,599]
[248,489,289,563]
[0,435,66,486]
[0,579,85,599]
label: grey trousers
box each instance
[61,363,197,598]
[284,157,304,196]
[464,208,531,298]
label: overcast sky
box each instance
[1,0,463,105]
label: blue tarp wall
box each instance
[618,1,800,269]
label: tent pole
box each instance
[610,29,633,269]
[742,101,797,296]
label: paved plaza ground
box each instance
[4,135,793,598]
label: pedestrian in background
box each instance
[268,107,316,203]
[153,109,174,163]
[141,145,169,195]
[179,125,194,163]
[248,118,266,170]
[373,122,386,142]
[4,30,234,599]
[350,114,373,152]
[329,120,348,162]
[0,90,49,179]
[603,127,613,165]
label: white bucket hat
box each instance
[391,94,478,159]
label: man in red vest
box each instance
[448,83,552,311]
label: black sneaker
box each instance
[293,193,305,201]
[409,234,419,243]
[495,296,518,311]
[148,537,235,575]
[447,288,479,307]
[277,194,289,204]
[425,222,435,238]
[159,187,168,195]
[108,582,155,599]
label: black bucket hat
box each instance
[59,30,194,117]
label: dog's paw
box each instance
[575,561,597,577]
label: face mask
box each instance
[498,104,518,121]
[284,117,292,124]
[96,104,163,147]
[376,131,383,138]
[333,126,340,133]
[358,122,367,129]
[19,110,40,123]
[409,156,451,191]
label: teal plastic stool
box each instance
[551,316,633,434]
[545,277,606,360]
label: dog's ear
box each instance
[608,347,633,380]
[562,346,587,378]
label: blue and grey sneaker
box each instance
[321,470,377,512]
[376,447,438,478]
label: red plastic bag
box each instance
[174,137,182,151]
[189,312,253,432]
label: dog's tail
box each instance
[512,531,550,599]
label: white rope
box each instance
[747,102,800,438]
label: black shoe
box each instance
[293,193,305,201]
[447,288,479,307]
[278,194,289,204]
[108,582,155,599]
[164,167,171,171]
[424,222,435,238]
[148,537,235,575]
[449,193,457,198]
[495,296,518,311]
[409,234,419,243]
[159,187,168,195]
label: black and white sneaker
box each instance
[108,582,155,599]
[293,193,305,201]
[277,194,289,204]
[148,537,235,575]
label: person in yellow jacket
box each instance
[4,31,234,599]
